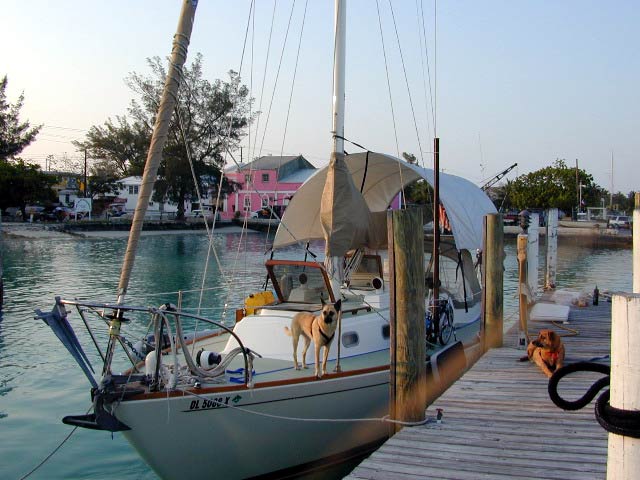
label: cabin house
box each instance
[222,155,316,220]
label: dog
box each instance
[519,329,565,378]
[284,299,342,378]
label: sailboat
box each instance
[36,1,497,478]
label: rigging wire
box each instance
[387,0,425,168]
[374,0,406,208]
[248,0,277,164]
[256,0,298,161]
[267,0,309,242]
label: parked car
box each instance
[250,207,276,219]
[191,209,218,220]
[2,207,22,221]
[45,206,74,221]
[609,215,631,229]
[24,205,46,220]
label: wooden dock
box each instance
[346,302,612,480]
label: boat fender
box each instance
[145,351,158,377]
[131,340,145,360]
[196,349,222,369]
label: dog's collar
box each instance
[320,328,335,343]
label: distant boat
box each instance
[36,1,496,478]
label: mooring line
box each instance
[18,406,92,480]
[178,387,432,426]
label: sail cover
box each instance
[321,152,384,257]
[273,151,497,252]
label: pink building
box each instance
[222,155,316,220]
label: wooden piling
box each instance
[527,213,539,297]
[634,193,640,293]
[387,208,426,434]
[482,213,504,350]
[517,234,529,348]
[608,293,640,479]
[545,208,558,290]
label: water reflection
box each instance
[0,231,632,480]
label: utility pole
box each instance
[83,148,88,198]
[610,152,614,210]
[575,159,579,218]
[579,182,583,214]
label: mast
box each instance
[325,0,347,294]
[116,0,198,304]
[332,0,346,156]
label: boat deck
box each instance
[346,301,612,479]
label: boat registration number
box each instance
[189,396,231,411]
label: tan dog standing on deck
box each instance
[284,299,342,378]
[520,329,565,377]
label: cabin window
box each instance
[244,174,251,185]
[244,196,251,211]
[128,185,139,195]
[342,332,359,348]
[262,173,269,183]
[267,262,332,304]
[261,196,269,208]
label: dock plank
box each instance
[345,302,611,479]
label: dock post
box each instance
[387,208,426,434]
[527,213,539,297]
[608,293,640,479]
[517,234,529,348]
[482,213,504,350]
[545,208,558,290]
[634,193,640,293]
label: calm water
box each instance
[0,230,632,479]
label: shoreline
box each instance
[1,221,632,246]
[0,223,252,239]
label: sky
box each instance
[2,0,639,194]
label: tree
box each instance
[73,116,149,177]
[125,54,253,218]
[0,159,56,213]
[76,54,253,219]
[87,160,121,199]
[0,76,41,160]
[507,159,601,213]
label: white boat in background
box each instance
[36,1,496,478]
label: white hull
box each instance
[117,370,390,479]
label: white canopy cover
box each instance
[273,152,497,253]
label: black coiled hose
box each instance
[548,362,640,438]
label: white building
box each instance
[116,176,179,216]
